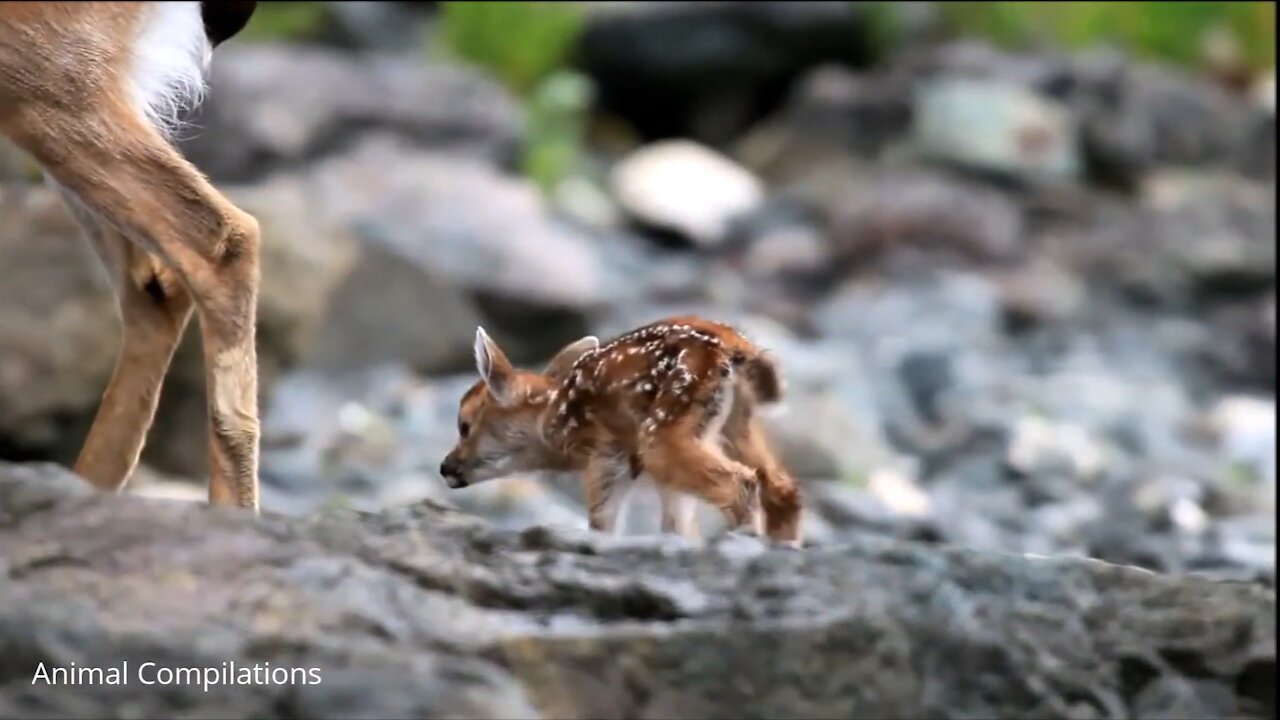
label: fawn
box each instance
[1,2,263,508]
[439,316,804,546]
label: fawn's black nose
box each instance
[439,457,467,488]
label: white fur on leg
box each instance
[127,2,212,139]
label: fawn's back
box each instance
[540,316,780,461]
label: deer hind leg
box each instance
[11,100,262,510]
[658,486,701,539]
[642,426,760,535]
[724,406,803,547]
[58,191,194,493]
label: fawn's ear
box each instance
[543,335,600,380]
[474,327,518,406]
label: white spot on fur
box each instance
[128,2,211,139]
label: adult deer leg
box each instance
[59,192,194,492]
[10,100,262,509]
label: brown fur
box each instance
[0,3,262,509]
[441,317,804,545]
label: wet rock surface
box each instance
[1,462,1274,720]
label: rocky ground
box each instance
[2,462,1275,719]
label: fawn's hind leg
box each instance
[642,429,760,533]
[658,486,700,539]
[725,411,802,546]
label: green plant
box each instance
[522,70,595,195]
[936,2,1275,71]
[435,1,586,97]
[433,2,593,195]
[238,1,329,43]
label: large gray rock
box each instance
[907,41,1275,185]
[0,462,1274,719]
[178,43,523,183]
[817,168,1027,272]
[0,187,118,457]
[911,75,1082,183]
[575,1,887,144]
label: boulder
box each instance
[911,76,1082,183]
[733,64,914,183]
[575,1,885,144]
[0,461,1274,719]
[610,140,766,247]
[0,187,118,459]
[817,168,1027,272]
[906,41,1275,186]
[177,43,523,183]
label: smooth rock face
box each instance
[0,187,118,457]
[177,44,523,183]
[0,462,1274,720]
[611,140,766,247]
[912,76,1081,182]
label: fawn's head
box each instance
[439,328,599,488]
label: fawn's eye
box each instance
[458,421,471,438]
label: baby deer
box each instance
[439,316,803,546]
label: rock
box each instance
[0,187,118,459]
[177,44,523,183]
[906,41,1274,185]
[2,461,1275,719]
[818,169,1026,272]
[319,0,432,52]
[610,140,766,247]
[1202,293,1276,391]
[1056,172,1274,310]
[995,258,1088,328]
[813,270,1011,452]
[1197,395,1277,513]
[733,64,914,182]
[576,1,882,144]
[1005,415,1110,485]
[911,76,1081,183]
[1255,69,1276,115]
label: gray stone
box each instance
[611,140,766,247]
[0,187,119,457]
[178,44,523,183]
[576,1,884,144]
[819,168,1026,271]
[912,76,1081,182]
[1,461,1273,719]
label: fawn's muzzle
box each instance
[439,456,467,488]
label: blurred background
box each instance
[0,2,1274,580]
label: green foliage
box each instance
[434,2,592,196]
[521,70,595,195]
[238,1,329,43]
[435,1,586,97]
[936,2,1275,70]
